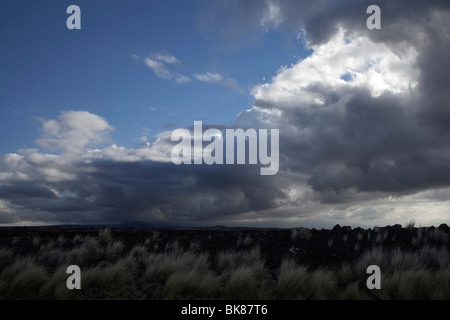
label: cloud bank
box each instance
[2,1,450,227]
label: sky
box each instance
[1,0,450,228]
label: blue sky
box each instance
[1,0,450,228]
[0,0,306,153]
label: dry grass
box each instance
[237,234,253,247]
[291,228,311,241]
[0,229,448,300]
[277,258,309,299]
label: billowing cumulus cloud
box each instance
[210,0,450,225]
[35,111,113,154]
[240,1,450,203]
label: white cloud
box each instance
[0,151,77,183]
[36,110,172,163]
[141,53,240,90]
[175,74,191,84]
[144,54,190,84]
[194,72,223,82]
[194,72,243,92]
[35,111,113,154]
[0,111,173,185]
[260,0,282,30]
[232,24,450,228]
[252,28,420,108]
[88,132,173,164]
[153,53,180,64]
[144,57,173,80]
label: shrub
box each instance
[327,238,333,247]
[79,236,103,262]
[308,269,338,300]
[81,262,133,299]
[72,234,84,246]
[432,229,448,244]
[224,267,259,299]
[0,256,37,281]
[38,267,75,299]
[0,227,448,300]
[237,234,253,247]
[105,241,125,260]
[340,282,369,300]
[163,270,204,299]
[151,231,160,241]
[129,244,148,265]
[9,267,49,299]
[430,269,450,299]
[216,247,263,272]
[145,251,209,284]
[145,253,179,284]
[216,251,237,272]
[0,259,49,299]
[0,248,14,270]
[357,232,364,241]
[56,235,66,246]
[389,247,423,273]
[32,237,40,247]
[98,227,113,245]
[37,247,64,269]
[376,270,435,300]
[277,258,309,299]
[291,227,311,241]
[355,247,385,275]
[405,220,416,230]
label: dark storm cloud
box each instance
[0,111,290,225]
[0,212,19,224]
[87,160,286,223]
[1,161,286,225]
[0,183,56,200]
[197,0,450,46]
[275,89,448,195]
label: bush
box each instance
[224,267,260,299]
[277,258,309,299]
[7,267,48,299]
[0,228,448,300]
[98,227,113,245]
[0,248,14,270]
[291,227,311,241]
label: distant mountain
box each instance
[47,221,282,230]
[48,221,174,229]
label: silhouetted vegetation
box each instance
[0,224,448,299]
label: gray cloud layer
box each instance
[1,1,450,226]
